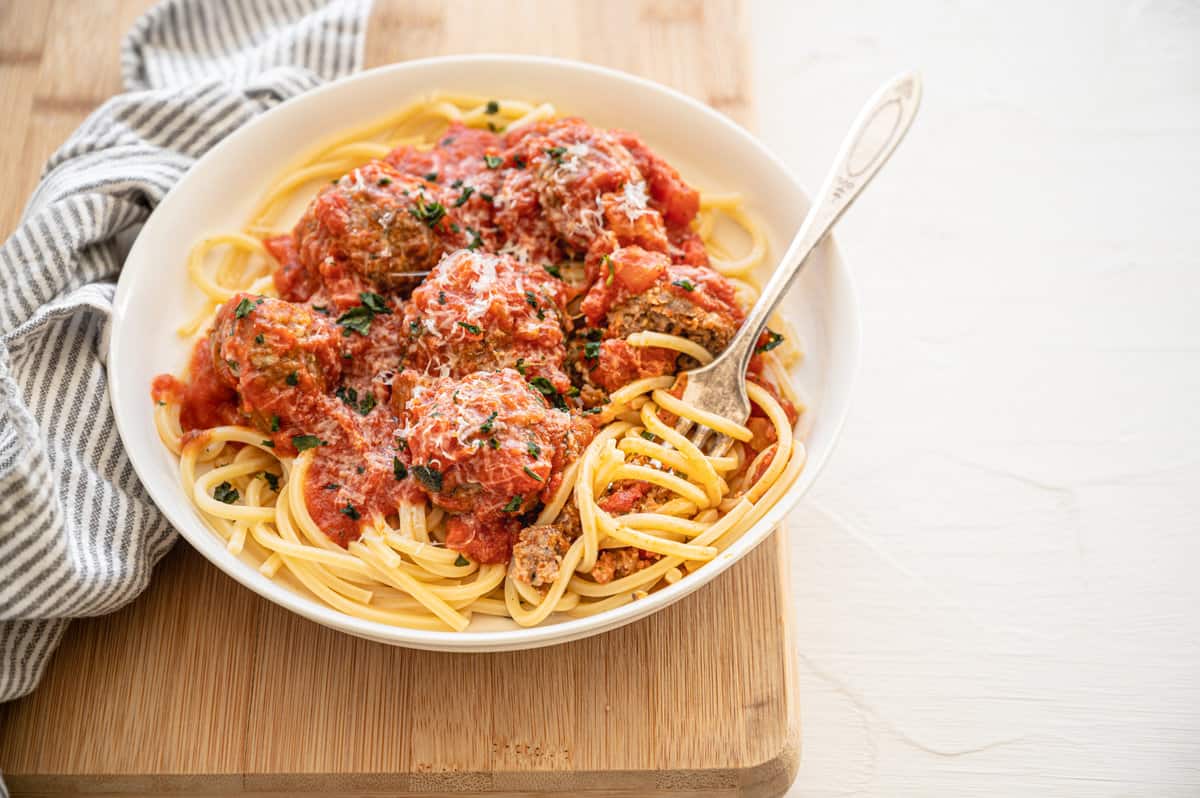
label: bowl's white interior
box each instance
[110,55,860,651]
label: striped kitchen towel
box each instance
[0,0,372,704]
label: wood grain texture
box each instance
[0,1,800,795]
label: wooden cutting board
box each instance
[0,2,800,795]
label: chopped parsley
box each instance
[545,146,566,164]
[269,415,280,432]
[483,154,503,169]
[408,197,447,228]
[584,340,601,359]
[254,333,265,344]
[423,172,437,182]
[336,305,374,336]
[640,430,655,441]
[453,185,475,207]
[672,278,696,292]
[480,411,498,434]
[438,290,447,305]
[451,178,463,188]
[338,292,391,336]
[291,434,324,452]
[412,464,443,492]
[524,290,543,319]
[528,376,567,410]
[285,371,298,386]
[409,319,422,337]
[392,456,407,481]
[523,466,543,482]
[312,305,329,315]
[458,321,482,335]
[488,437,500,450]
[234,297,259,319]
[515,358,526,375]
[544,263,562,279]
[336,385,377,415]
[454,554,471,566]
[360,291,391,315]
[479,192,494,204]
[756,329,785,354]
[261,439,275,447]
[513,155,526,169]
[526,440,541,458]
[340,503,361,521]
[212,481,239,504]
[466,227,483,251]
[502,495,522,512]
[377,176,392,186]
[260,472,280,491]
[485,100,500,114]
[323,483,340,490]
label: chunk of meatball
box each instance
[509,504,582,588]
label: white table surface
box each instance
[750,1,1200,795]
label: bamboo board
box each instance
[0,2,800,795]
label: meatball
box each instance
[399,368,594,563]
[289,161,461,305]
[209,293,342,428]
[501,118,642,252]
[400,249,573,393]
[573,247,744,391]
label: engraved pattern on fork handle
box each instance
[725,71,924,381]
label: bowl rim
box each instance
[109,52,861,651]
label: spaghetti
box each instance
[151,92,808,630]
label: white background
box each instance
[750,1,1200,795]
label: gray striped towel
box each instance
[0,0,371,704]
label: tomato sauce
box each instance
[157,114,772,563]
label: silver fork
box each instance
[675,72,923,455]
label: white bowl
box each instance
[109,55,860,651]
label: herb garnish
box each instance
[340,503,360,521]
[485,100,500,114]
[523,466,543,482]
[466,227,483,250]
[412,464,443,492]
[502,495,522,512]
[480,411,498,434]
[483,154,503,169]
[545,146,566,164]
[270,415,280,432]
[285,372,299,386]
[453,185,475,206]
[393,457,407,481]
[234,298,255,319]
[672,278,696,292]
[584,341,601,359]
[458,321,482,335]
[213,481,239,504]
[544,263,562,279]
[291,434,324,452]
[409,197,447,227]
[454,554,470,566]
[756,330,785,353]
[528,376,567,410]
[261,472,280,491]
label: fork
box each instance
[674,72,923,455]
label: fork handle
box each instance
[724,72,922,376]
